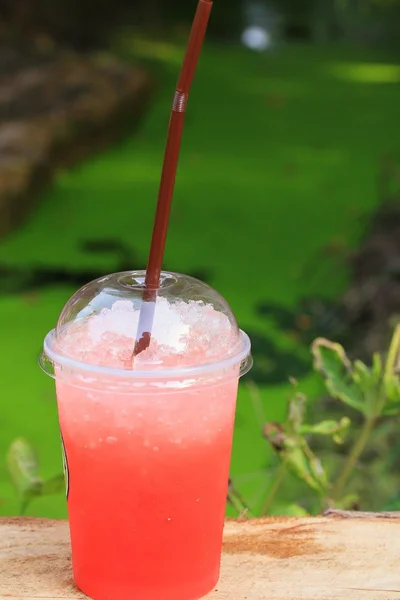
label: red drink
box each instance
[41,272,252,600]
[57,375,238,600]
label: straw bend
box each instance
[172,91,187,113]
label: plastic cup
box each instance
[40,271,252,600]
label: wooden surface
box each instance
[1,514,399,599]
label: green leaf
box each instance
[41,474,66,496]
[352,360,382,416]
[382,374,400,415]
[352,360,374,392]
[332,417,351,444]
[307,450,329,492]
[384,374,400,400]
[300,417,351,444]
[372,352,383,382]
[282,437,327,494]
[312,338,365,413]
[6,438,43,515]
[7,438,42,494]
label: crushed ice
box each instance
[57,296,236,368]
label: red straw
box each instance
[134,0,213,355]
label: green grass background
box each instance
[1,41,399,516]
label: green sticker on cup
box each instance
[60,432,70,499]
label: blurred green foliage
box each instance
[0,33,399,516]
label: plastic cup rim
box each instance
[41,329,252,380]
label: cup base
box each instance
[74,571,220,600]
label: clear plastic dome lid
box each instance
[41,271,252,378]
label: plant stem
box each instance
[261,459,287,515]
[331,415,375,502]
[228,479,253,517]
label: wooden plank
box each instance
[0,515,399,599]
